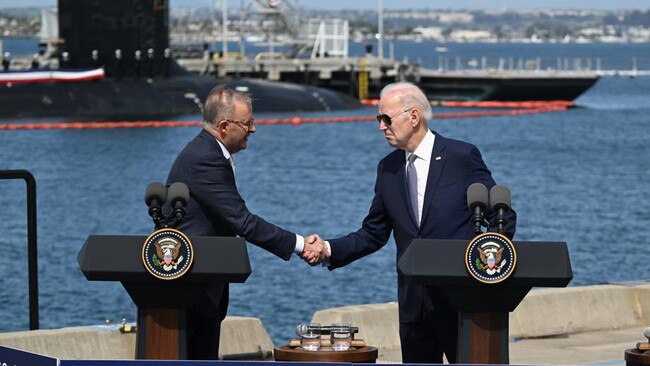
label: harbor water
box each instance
[1,41,650,344]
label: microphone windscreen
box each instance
[168,182,190,206]
[144,182,167,206]
[467,183,488,210]
[490,184,511,212]
[295,323,308,336]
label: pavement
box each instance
[510,326,645,366]
[370,326,646,364]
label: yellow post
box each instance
[358,58,368,100]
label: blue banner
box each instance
[0,346,58,366]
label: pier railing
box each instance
[0,170,39,330]
[174,54,647,80]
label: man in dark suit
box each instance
[167,85,326,360]
[307,82,516,363]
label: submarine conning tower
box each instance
[58,0,170,76]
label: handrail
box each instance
[0,170,39,330]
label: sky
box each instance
[1,0,649,10]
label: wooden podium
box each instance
[397,239,572,364]
[78,235,251,360]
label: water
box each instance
[1,37,40,57]
[1,41,650,345]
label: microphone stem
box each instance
[472,206,484,233]
[153,215,166,230]
[149,205,166,230]
[496,208,508,234]
[166,207,186,229]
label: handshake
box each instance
[300,234,329,266]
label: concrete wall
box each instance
[2,284,649,362]
[219,316,274,360]
[632,283,650,324]
[0,316,273,360]
[0,326,135,360]
[510,284,648,338]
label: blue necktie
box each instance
[407,153,419,226]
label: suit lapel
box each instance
[397,150,419,228]
[420,133,447,229]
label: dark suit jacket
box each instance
[166,129,297,319]
[328,132,516,323]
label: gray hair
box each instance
[202,85,253,129]
[379,82,432,121]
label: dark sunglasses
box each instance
[376,108,413,126]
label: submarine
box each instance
[0,0,360,122]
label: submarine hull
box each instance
[0,74,360,121]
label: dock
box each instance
[1,283,649,364]
[173,55,603,101]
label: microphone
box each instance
[295,324,359,336]
[490,185,511,234]
[144,182,167,230]
[467,183,489,234]
[166,182,190,229]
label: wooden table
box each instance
[274,345,378,363]
[625,348,650,366]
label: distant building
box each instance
[413,27,444,41]
[448,30,494,42]
[437,12,474,24]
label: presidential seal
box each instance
[465,232,516,284]
[142,228,194,280]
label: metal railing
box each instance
[0,170,39,330]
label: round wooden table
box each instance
[274,345,378,363]
[625,348,650,366]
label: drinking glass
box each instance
[300,323,321,351]
[330,323,351,351]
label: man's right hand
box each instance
[300,234,328,266]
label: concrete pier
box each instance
[312,283,650,364]
[0,316,274,361]
[1,283,648,364]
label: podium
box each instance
[397,239,572,364]
[78,235,251,360]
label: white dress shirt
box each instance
[215,138,304,254]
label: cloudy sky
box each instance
[1,0,649,10]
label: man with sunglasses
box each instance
[310,81,516,363]
[166,85,327,360]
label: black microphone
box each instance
[490,184,511,234]
[144,182,167,230]
[467,183,489,234]
[167,182,190,229]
